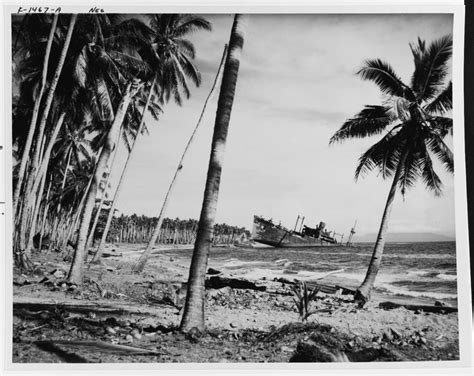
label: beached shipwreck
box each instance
[252,215,340,247]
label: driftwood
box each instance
[34,340,160,362]
[205,276,266,291]
[39,340,159,355]
[13,297,158,317]
[378,301,458,314]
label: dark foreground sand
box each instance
[12,244,460,363]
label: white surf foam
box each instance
[379,283,458,300]
[437,273,457,281]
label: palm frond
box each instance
[73,45,89,87]
[410,35,452,102]
[426,133,454,173]
[330,106,394,144]
[424,81,452,114]
[420,144,443,196]
[398,141,423,196]
[179,52,202,86]
[176,38,196,59]
[357,59,413,99]
[355,128,404,180]
[173,15,212,37]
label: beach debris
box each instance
[290,340,347,362]
[13,275,31,286]
[35,340,160,356]
[185,327,202,343]
[273,277,295,286]
[205,276,266,291]
[378,301,457,314]
[51,269,66,279]
[207,268,221,275]
[389,327,403,340]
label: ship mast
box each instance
[293,215,300,232]
[346,220,357,247]
[298,216,305,232]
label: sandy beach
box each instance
[12,244,460,363]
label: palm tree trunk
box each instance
[355,149,409,305]
[51,147,72,248]
[37,178,53,252]
[17,109,64,267]
[84,126,123,261]
[20,15,77,222]
[26,173,46,253]
[30,112,67,197]
[91,76,157,263]
[16,14,76,265]
[13,14,58,217]
[25,112,66,253]
[32,14,77,172]
[62,156,98,249]
[180,15,248,332]
[132,45,228,273]
[67,81,140,284]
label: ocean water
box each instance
[162,241,458,305]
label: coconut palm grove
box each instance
[10,13,461,363]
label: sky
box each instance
[109,13,455,240]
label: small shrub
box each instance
[291,281,319,322]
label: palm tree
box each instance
[67,80,143,284]
[93,14,212,263]
[180,14,249,332]
[329,35,453,305]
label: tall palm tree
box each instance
[329,35,453,305]
[67,80,143,284]
[93,14,212,263]
[180,14,249,332]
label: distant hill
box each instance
[354,232,455,243]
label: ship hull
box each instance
[252,216,337,248]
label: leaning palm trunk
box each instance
[50,147,72,248]
[83,127,123,261]
[25,173,46,254]
[13,14,58,217]
[37,178,53,252]
[31,14,77,173]
[30,112,67,199]
[355,149,409,305]
[67,81,141,284]
[132,45,228,273]
[180,15,248,332]
[91,76,157,264]
[25,112,66,254]
[17,110,64,267]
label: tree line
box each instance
[99,213,250,246]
